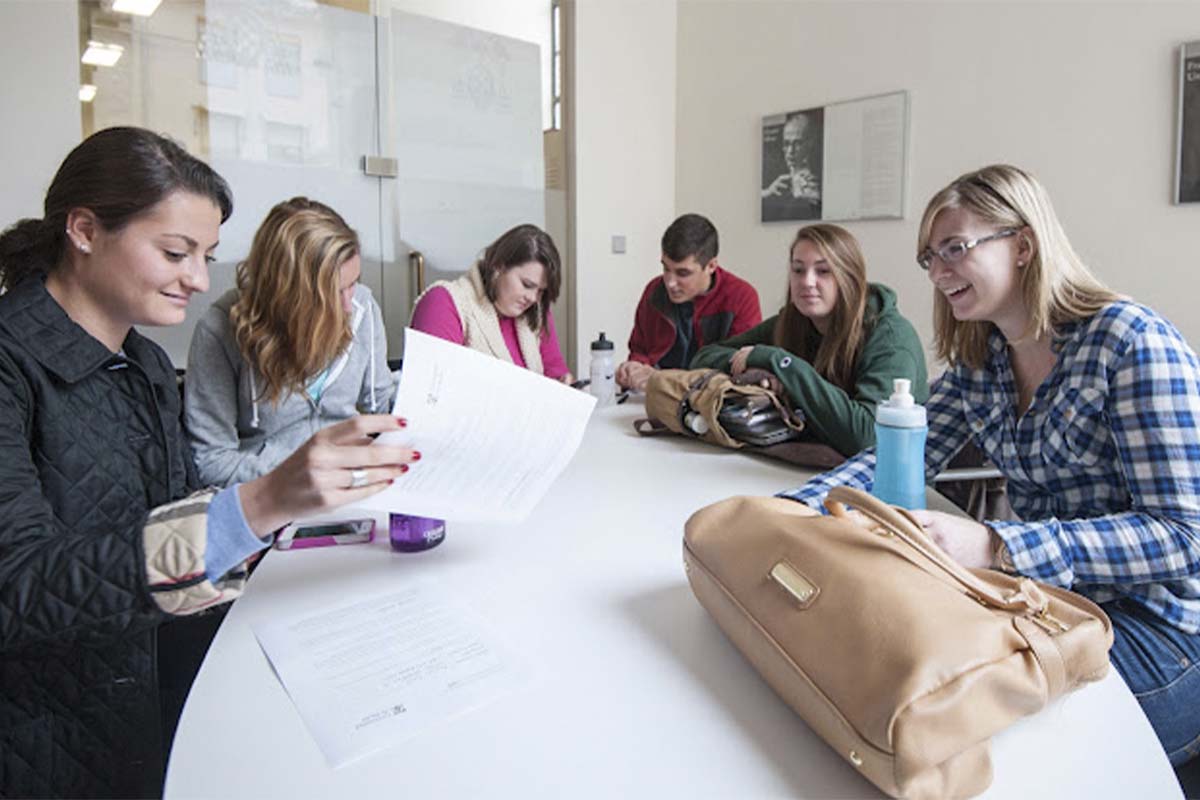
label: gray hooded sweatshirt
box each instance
[184,284,397,487]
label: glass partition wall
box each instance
[76,0,555,369]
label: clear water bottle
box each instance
[589,332,616,406]
[872,378,928,509]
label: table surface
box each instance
[166,404,1181,799]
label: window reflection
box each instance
[77,0,370,169]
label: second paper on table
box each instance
[350,328,596,522]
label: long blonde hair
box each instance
[918,165,1119,369]
[773,223,869,391]
[230,197,360,404]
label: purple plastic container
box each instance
[388,513,446,552]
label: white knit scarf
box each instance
[417,264,544,375]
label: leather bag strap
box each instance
[633,417,673,436]
[1013,616,1068,697]
[677,370,720,434]
[824,486,1049,615]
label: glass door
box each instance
[201,0,386,335]
[75,1,555,367]
[379,9,547,358]
[79,0,383,366]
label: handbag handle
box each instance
[824,486,1050,615]
[633,418,672,437]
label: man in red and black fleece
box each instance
[616,213,761,392]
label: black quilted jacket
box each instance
[0,276,200,798]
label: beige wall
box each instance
[573,0,678,368]
[0,0,79,229]
[676,1,1200,366]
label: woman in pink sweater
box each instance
[410,224,573,382]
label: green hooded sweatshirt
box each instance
[690,282,927,456]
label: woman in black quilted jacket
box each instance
[0,127,418,798]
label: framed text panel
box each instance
[761,90,908,223]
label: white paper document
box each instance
[352,328,596,522]
[254,581,531,768]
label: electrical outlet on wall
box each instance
[611,235,626,254]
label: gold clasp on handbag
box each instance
[1031,608,1070,634]
[769,561,819,607]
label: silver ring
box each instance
[348,468,368,489]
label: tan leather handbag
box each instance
[682,487,1113,800]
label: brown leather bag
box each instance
[682,487,1113,800]
[636,368,844,469]
[643,368,800,448]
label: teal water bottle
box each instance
[872,378,927,509]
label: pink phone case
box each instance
[277,520,375,550]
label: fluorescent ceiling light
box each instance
[81,41,124,67]
[79,84,98,103]
[112,0,162,15]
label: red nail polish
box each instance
[412,450,422,461]
[397,417,408,428]
[400,464,409,473]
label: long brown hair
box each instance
[0,127,231,291]
[773,223,869,391]
[478,224,561,331]
[918,165,1119,369]
[230,197,360,404]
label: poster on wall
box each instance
[761,108,824,221]
[761,91,908,223]
[1178,41,1200,204]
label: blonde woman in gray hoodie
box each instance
[185,197,398,487]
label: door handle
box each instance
[361,155,398,178]
[409,251,426,295]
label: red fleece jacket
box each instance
[627,266,761,368]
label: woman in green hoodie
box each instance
[692,223,926,456]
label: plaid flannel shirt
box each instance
[780,301,1200,634]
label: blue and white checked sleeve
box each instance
[991,318,1200,589]
[777,369,974,509]
[775,447,878,510]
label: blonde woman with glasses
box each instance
[692,223,926,456]
[783,165,1200,769]
[186,197,399,487]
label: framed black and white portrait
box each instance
[761,107,824,222]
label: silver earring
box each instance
[67,229,90,253]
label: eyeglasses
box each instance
[916,228,1018,271]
